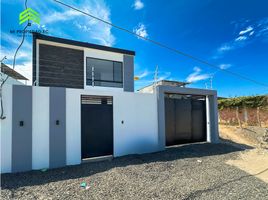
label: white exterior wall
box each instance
[66,89,81,165]
[83,48,124,91]
[0,73,25,85]
[65,88,159,158]
[32,86,49,169]
[1,86,159,173]
[1,84,218,173]
[113,92,158,156]
[0,85,12,173]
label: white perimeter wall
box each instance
[113,92,158,156]
[32,86,49,169]
[1,86,158,173]
[66,88,159,158]
[0,85,12,173]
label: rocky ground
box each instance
[1,142,268,200]
[220,125,268,149]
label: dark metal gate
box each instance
[165,94,206,146]
[81,95,113,159]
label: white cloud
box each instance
[135,68,170,81]
[158,71,171,81]
[1,33,32,83]
[74,21,91,32]
[239,26,253,35]
[133,23,148,38]
[235,35,247,41]
[133,0,144,10]
[215,18,268,58]
[218,44,233,53]
[42,10,83,24]
[136,69,150,79]
[186,67,211,83]
[134,70,171,91]
[41,0,115,46]
[1,46,31,62]
[1,32,31,49]
[219,64,232,69]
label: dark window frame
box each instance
[86,57,123,88]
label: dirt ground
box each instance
[226,149,268,183]
[219,125,267,148]
[220,125,268,183]
[1,142,268,200]
[1,126,267,200]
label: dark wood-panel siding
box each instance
[39,44,84,88]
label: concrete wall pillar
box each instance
[207,95,219,143]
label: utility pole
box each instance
[210,76,213,89]
[154,65,158,92]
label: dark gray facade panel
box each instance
[123,55,134,92]
[191,99,206,141]
[165,98,175,146]
[39,44,84,89]
[157,86,219,148]
[49,87,66,168]
[175,99,192,140]
[157,86,166,150]
[12,85,32,172]
[209,95,219,143]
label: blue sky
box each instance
[1,0,268,97]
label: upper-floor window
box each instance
[86,57,123,88]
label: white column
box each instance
[206,95,211,142]
[0,85,12,173]
[32,86,49,169]
[66,89,81,165]
[36,41,39,86]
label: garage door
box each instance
[81,95,113,159]
[165,94,206,146]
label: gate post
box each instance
[206,95,211,142]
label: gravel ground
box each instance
[1,143,268,200]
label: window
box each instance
[86,57,123,88]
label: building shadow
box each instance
[182,167,268,200]
[1,141,250,190]
[220,138,254,150]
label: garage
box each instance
[81,95,113,159]
[165,94,207,146]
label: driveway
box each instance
[1,143,268,200]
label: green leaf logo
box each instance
[19,8,40,25]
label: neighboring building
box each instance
[138,80,189,93]
[0,33,219,173]
[1,63,28,85]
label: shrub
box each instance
[218,95,268,110]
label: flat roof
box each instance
[33,33,135,56]
[138,80,190,91]
[1,63,28,80]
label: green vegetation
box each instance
[218,95,268,110]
